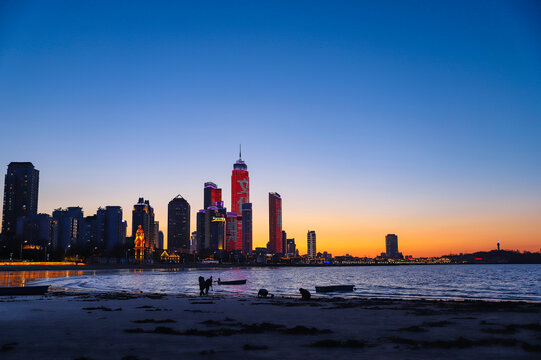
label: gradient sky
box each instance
[1,1,540,257]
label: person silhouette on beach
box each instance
[198,276,205,296]
[204,277,213,295]
[299,288,311,300]
[258,289,274,298]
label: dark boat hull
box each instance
[217,280,247,285]
[315,285,355,293]
[0,285,50,296]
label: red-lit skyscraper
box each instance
[231,148,249,251]
[268,192,282,254]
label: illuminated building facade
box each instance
[268,192,282,254]
[385,234,401,259]
[132,198,154,247]
[307,230,316,257]
[204,182,222,209]
[226,212,238,251]
[167,195,191,252]
[241,203,252,254]
[231,149,249,250]
[1,162,39,252]
[133,225,146,262]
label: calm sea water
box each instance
[13,264,541,301]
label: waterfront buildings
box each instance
[1,162,39,250]
[307,230,316,257]
[52,207,84,251]
[167,195,191,252]
[15,213,55,249]
[241,203,252,254]
[132,198,154,248]
[268,192,282,254]
[385,234,401,259]
[203,182,222,209]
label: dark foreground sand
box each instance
[0,291,540,359]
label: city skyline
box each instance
[1,2,539,257]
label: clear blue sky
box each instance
[1,1,540,256]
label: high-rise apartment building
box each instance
[307,230,316,258]
[52,207,84,251]
[103,206,124,252]
[2,162,39,250]
[282,230,287,255]
[286,238,296,256]
[167,195,191,252]
[241,203,252,254]
[268,192,282,254]
[385,234,400,259]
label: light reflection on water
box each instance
[19,264,541,301]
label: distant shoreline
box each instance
[1,261,540,272]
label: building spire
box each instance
[239,144,242,160]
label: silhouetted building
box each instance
[268,192,282,254]
[15,213,54,249]
[103,206,124,252]
[226,212,238,251]
[282,230,287,255]
[241,203,252,254]
[286,238,296,256]
[132,198,154,247]
[385,234,400,259]
[190,231,197,253]
[158,231,164,249]
[203,182,222,209]
[2,162,39,250]
[83,213,103,247]
[167,195,191,252]
[197,201,227,253]
[307,230,316,257]
[231,147,249,250]
[52,207,84,251]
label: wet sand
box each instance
[0,291,540,359]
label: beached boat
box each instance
[315,285,355,293]
[0,285,50,296]
[217,279,247,285]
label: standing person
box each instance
[204,276,213,295]
[198,276,205,296]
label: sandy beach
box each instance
[1,290,540,359]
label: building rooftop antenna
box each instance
[239,144,242,160]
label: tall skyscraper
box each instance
[167,195,191,252]
[307,230,316,257]
[241,203,252,254]
[132,198,154,247]
[203,182,222,209]
[385,234,400,259]
[2,162,39,250]
[231,147,249,250]
[268,192,282,254]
